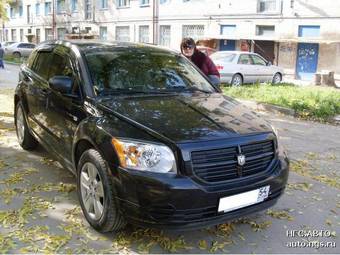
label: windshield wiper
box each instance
[99,88,176,96]
[181,86,213,94]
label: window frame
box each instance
[117,0,130,8]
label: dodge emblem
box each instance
[237,154,246,166]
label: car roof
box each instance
[38,40,180,55]
[212,51,260,55]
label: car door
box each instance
[24,48,54,141]
[44,45,86,165]
[237,54,257,83]
[250,54,272,82]
[16,43,27,57]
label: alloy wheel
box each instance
[16,106,25,144]
[80,162,105,221]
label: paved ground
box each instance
[0,85,339,253]
[0,63,20,88]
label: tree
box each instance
[0,0,8,22]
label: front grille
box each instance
[191,140,275,183]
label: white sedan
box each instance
[210,51,284,86]
[5,42,36,58]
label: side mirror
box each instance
[49,76,73,95]
[267,61,272,66]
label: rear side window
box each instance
[31,51,53,80]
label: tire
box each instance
[272,73,282,84]
[13,52,21,58]
[77,149,126,232]
[15,102,38,150]
[231,74,243,86]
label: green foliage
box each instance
[223,83,340,121]
[3,55,27,65]
[0,0,9,21]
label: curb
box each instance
[238,99,340,125]
[238,99,296,117]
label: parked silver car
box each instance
[5,42,36,58]
[210,51,283,86]
[0,41,17,50]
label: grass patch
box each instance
[3,55,27,65]
[222,83,340,122]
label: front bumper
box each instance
[114,155,289,231]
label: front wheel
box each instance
[272,73,282,84]
[15,102,38,150]
[231,74,243,86]
[77,149,126,232]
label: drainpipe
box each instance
[152,0,159,44]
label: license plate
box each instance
[218,186,270,213]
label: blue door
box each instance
[219,40,236,51]
[296,43,319,80]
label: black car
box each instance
[14,40,289,232]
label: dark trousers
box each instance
[0,59,4,69]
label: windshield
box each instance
[84,48,216,95]
[211,53,236,62]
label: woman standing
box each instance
[180,37,220,85]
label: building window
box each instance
[19,6,23,17]
[116,26,130,42]
[117,0,130,8]
[10,7,15,18]
[100,26,107,40]
[57,28,66,39]
[45,2,52,15]
[160,0,168,3]
[11,29,17,41]
[85,0,92,19]
[220,25,236,36]
[182,25,204,42]
[71,0,78,12]
[258,0,277,13]
[159,25,171,47]
[140,0,149,6]
[35,3,40,15]
[36,28,41,43]
[139,25,149,43]
[57,0,65,13]
[100,0,108,9]
[45,28,53,40]
[298,25,320,37]
[20,29,24,41]
[256,25,275,36]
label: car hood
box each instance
[98,93,272,143]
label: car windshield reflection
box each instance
[84,49,216,96]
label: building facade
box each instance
[1,0,340,81]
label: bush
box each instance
[223,83,340,122]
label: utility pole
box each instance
[52,0,56,39]
[152,0,159,45]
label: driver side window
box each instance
[251,55,267,66]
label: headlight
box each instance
[111,138,177,173]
